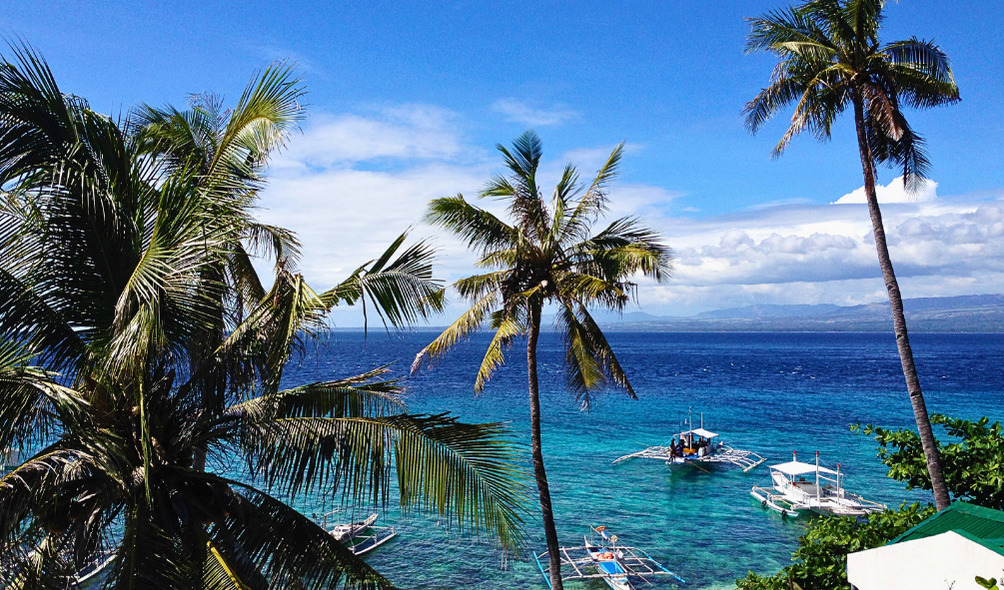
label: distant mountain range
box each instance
[580,294,1004,332]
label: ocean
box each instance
[280,330,1004,589]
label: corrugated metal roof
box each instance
[891,502,1004,556]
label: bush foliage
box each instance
[737,414,1004,590]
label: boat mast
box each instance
[815,451,820,503]
[687,407,693,447]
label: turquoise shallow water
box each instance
[278,330,1003,589]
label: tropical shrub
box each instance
[858,415,1004,510]
[735,504,935,590]
[737,414,1004,590]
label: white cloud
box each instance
[256,109,1003,325]
[833,176,938,204]
[639,193,1004,315]
[271,105,470,174]
[258,105,491,297]
[490,98,579,127]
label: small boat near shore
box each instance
[329,513,379,542]
[613,410,765,473]
[321,511,397,555]
[75,550,116,585]
[750,451,886,518]
[535,526,685,589]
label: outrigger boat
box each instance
[75,550,116,585]
[4,548,116,587]
[750,451,886,518]
[613,410,765,473]
[535,526,685,590]
[329,513,379,542]
[321,511,397,556]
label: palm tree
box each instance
[412,131,672,589]
[0,45,529,588]
[743,0,960,509]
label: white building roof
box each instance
[848,530,1004,590]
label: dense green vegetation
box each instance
[412,131,672,589]
[0,46,529,588]
[736,503,935,590]
[745,0,960,510]
[737,415,1004,590]
[860,415,1004,511]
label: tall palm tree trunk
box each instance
[852,96,951,510]
[528,300,564,590]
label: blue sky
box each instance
[4,1,1002,323]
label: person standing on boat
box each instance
[669,438,677,459]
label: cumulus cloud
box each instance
[271,105,470,174]
[833,176,938,204]
[491,98,579,127]
[256,106,1003,325]
[257,105,491,294]
[641,193,1004,315]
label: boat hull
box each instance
[750,487,802,518]
[585,543,633,590]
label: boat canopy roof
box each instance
[675,427,718,439]
[770,460,838,476]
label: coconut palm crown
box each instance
[743,0,960,509]
[0,45,528,589]
[413,131,672,589]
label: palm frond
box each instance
[411,290,498,373]
[453,271,506,302]
[204,538,261,590]
[559,143,623,245]
[474,311,522,393]
[884,38,960,108]
[572,217,673,283]
[556,303,636,409]
[0,342,89,451]
[0,449,86,542]
[211,63,304,180]
[214,270,326,395]
[555,304,606,403]
[746,6,835,60]
[426,195,517,256]
[484,132,551,244]
[389,414,529,550]
[225,367,406,426]
[104,503,193,590]
[322,231,443,330]
[215,482,390,590]
[243,222,302,273]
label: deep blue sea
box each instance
[278,330,1003,589]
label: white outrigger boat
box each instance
[613,411,765,473]
[535,526,685,590]
[321,511,397,555]
[329,513,379,542]
[75,550,116,585]
[750,451,886,518]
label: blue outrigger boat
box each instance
[535,526,685,589]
